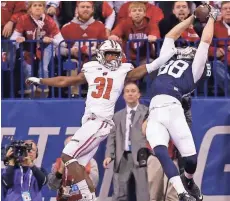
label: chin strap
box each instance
[64,159,78,167]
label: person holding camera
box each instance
[103,82,150,201]
[2,140,48,201]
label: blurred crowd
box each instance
[1,1,230,99]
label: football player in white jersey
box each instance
[26,21,194,200]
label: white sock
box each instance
[169,176,187,194]
[185,171,194,179]
[77,180,91,195]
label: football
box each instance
[194,5,210,23]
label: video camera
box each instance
[2,140,33,166]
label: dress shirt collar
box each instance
[126,104,139,114]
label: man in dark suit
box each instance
[103,82,150,201]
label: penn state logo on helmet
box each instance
[176,46,197,60]
[96,40,122,71]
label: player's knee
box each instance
[183,154,197,174]
[154,145,169,159]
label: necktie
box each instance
[128,110,135,151]
[130,110,135,123]
[129,110,135,136]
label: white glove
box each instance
[204,3,220,21]
[25,77,41,86]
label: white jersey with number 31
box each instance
[81,61,134,123]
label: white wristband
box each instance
[146,63,156,74]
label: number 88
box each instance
[158,60,189,78]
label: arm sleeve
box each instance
[146,38,176,73]
[105,123,116,159]
[47,172,62,190]
[103,2,115,30]
[111,22,124,38]
[49,18,60,37]
[160,37,175,56]
[53,32,65,46]
[31,166,48,189]
[2,166,15,189]
[192,41,210,83]
[88,159,99,188]
[104,10,116,30]
[143,111,149,122]
[14,19,24,34]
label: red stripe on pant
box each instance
[72,122,105,158]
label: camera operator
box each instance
[2,140,48,201]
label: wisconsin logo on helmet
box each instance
[96,40,123,71]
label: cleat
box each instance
[181,173,203,201]
[178,192,196,201]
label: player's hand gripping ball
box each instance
[194,4,210,23]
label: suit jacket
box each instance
[105,104,149,172]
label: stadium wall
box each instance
[1,98,230,201]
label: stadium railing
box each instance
[1,38,229,99]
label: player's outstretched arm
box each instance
[26,72,87,88]
[200,15,215,45]
[192,12,216,83]
[126,45,177,81]
[165,15,195,41]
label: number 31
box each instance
[91,77,113,100]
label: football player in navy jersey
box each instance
[145,6,218,201]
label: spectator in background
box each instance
[48,136,99,201]
[60,1,107,98]
[159,1,200,43]
[117,2,164,25]
[10,1,65,98]
[1,1,27,39]
[46,1,61,28]
[93,1,115,37]
[103,82,150,201]
[109,2,160,66]
[108,1,156,14]
[58,1,115,36]
[2,140,48,201]
[208,1,230,95]
[1,1,27,98]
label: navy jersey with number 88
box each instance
[151,59,196,102]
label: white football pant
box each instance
[63,118,112,166]
[146,95,196,157]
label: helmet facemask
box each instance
[176,46,197,60]
[96,40,123,71]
